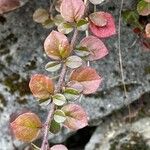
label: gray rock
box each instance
[0,0,150,149]
[85,117,150,150]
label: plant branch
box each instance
[118,0,131,117]
[40,28,78,150]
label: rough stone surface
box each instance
[0,0,150,149]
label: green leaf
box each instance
[58,22,73,34]
[54,110,66,123]
[75,46,90,57]
[42,19,54,29]
[49,120,61,134]
[122,10,143,29]
[66,55,82,69]
[53,15,65,26]
[77,19,88,31]
[63,88,80,101]
[53,93,66,106]
[45,61,61,72]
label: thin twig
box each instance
[118,0,131,118]
[40,27,79,150]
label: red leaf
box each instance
[29,74,54,100]
[80,36,108,61]
[10,112,42,142]
[61,104,88,130]
[89,11,116,38]
[60,0,85,22]
[44,31,70,60]
[0,0,20,14]
[70,67,102,94]
[51,144,68,150]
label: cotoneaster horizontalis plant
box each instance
[10,0,116,149]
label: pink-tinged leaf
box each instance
[89,12,107,27]
[10,112,42,142]
[89,11,116,38]
[44,31,70,60]
[70,67,102,94]
[80,36,108,61]
[0,0,20,14]
[145,23,150,38]
[51,144,68,150]
[60,0,85,22]
[61,104,88,130]
[29,74,54,100]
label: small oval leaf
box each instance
[53,15,65,26]
[61,104,88,130]
[44,30,70,60]
[145,23,150,38]
[77,19,89,31]
[89,0,105,5]
[0,0,20,14]
[60,0,85,22]
[33,8,49,23]
[29,74,54,100]
[89,12,107,27]
[51,144,68,150]
[137,0,150,16]
[49,120,61,134]
[10,112,42,142]
[58,22,73,34]
[70,67,102,94]
[79,36,108,61]
[53,93,66,106]
[54,110,66,123]
[90,11,116,38]
[45,61,61,72]
[66,55,82,69]
[63,88,80,101]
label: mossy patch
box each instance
[3,73,30,96]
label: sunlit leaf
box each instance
[66,55,82,69]
[79,36,108,61]
[45,61,61,72]
[89,11,116,38]
[53,93,66,106]
[33,8,49,24]
[10,112,42,142]
[51,144,68,150]
[70,67,102,94]
[145,23,150,38]
[54,110,66,123]
[89,12,107,27]
[66,81,83,93]
[137,0,150,16]
[60,0,85,22]
[89,0,105,5]
[0,0,20,14]
[29,74,54,100]
[58,22,73,34]
[49,120,61,134]
[44,31,70,60]
[61,104,88,130]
